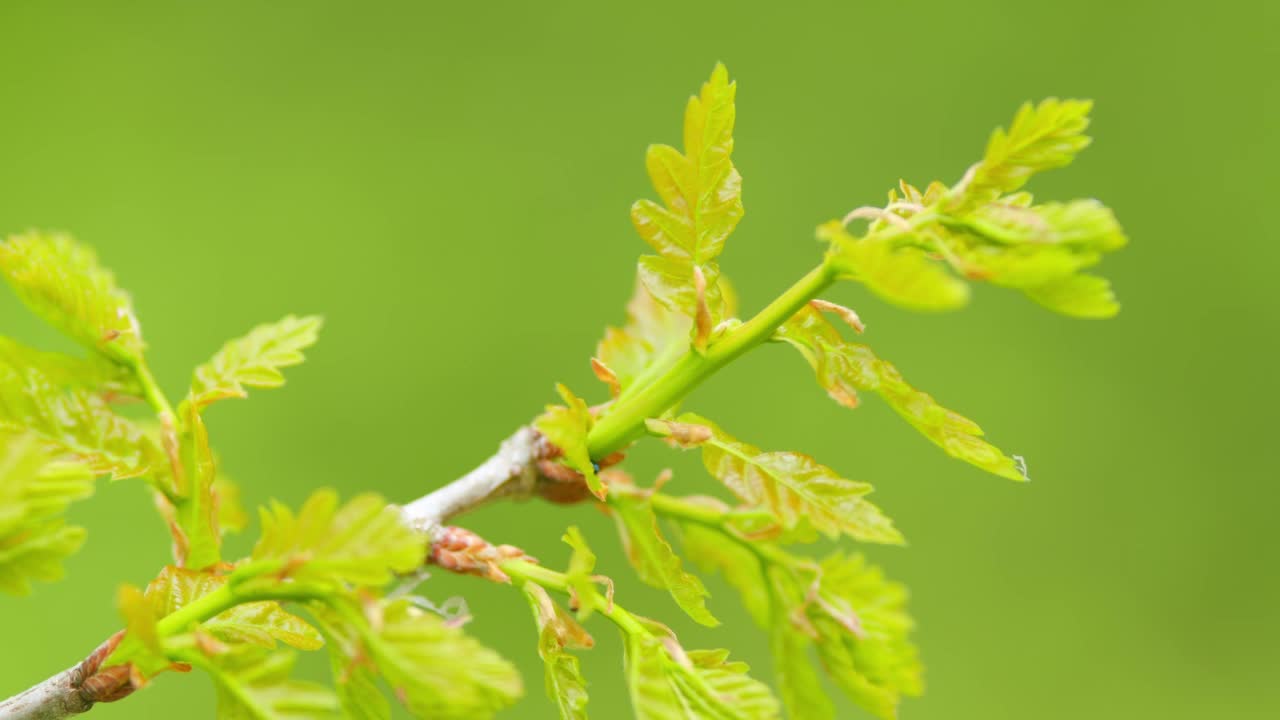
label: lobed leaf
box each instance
[633,63,741,324]
[0,432,94,595]
[251,490,425,589]
[625,631,779,720]
[0,231,145,365]
[611,496,718,627]
[959,98,1093,203]
[636,255,726,323]
[364,598,523,719]
[308,605,391,720]
[201,647,341,720]
[775,306,1027,482]
[671,413,902,543]
[562,526,605,620]
[187,315,322,411]
[804,553,923,719]
[0,347,161,482]
[534,384,604,499]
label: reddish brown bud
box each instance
[429,526,532,583]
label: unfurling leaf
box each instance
[187,315,322,411]
[611,494,718,627]
[118,583,170,677]
[198,647,341,720]
[523,582,592,719]
[144,566,322,651]
[0,347,161,482]
[0,432,94,595]
[675,413,902,543]
[0,231,145,365]
[633,63,741,326]
[823,99,1123,317]
[535,384,604,499]
[251,490,425,588]
[562,526,605,620]
[776,305,1027,481]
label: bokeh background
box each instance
[1,1,1274,718]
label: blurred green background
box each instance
[1,1,1274,717]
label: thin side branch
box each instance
[3,427,553,720]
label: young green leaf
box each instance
[0,336,140,398]
[624,630,779,720]
[636,255,727,322]
[523,582,592,720]
[186,315,323,411]
[535,384,604,499]
[117,583,171,677]
[214,470,250,535]
[821,222,970,313]
[766,566,836,720]
[251,490,426,588]
[633,63,741,322]
[957,98,1093,204]
[0,349,161,482]
[804,554,923,720]
[671,413,902,543]
[1023,272,1120,318]
[0,231,145,365]
[0,432,94,595]
[306,604,391,720]
[145,566,323,651]
[677,521,769,627]
[611,495,718,627]
[775,306,1027,482]
[199,647,341,720]
[821,100,1122,318]
[595,276,690,398]
[173,403,222,569]
[363,598,523,720]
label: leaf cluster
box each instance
[0,231,522,718]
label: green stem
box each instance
[134,360,176,424]
[587,262,835,459]
[644,492,806,571]
[106,580,329,667]
[501,559,648,636]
